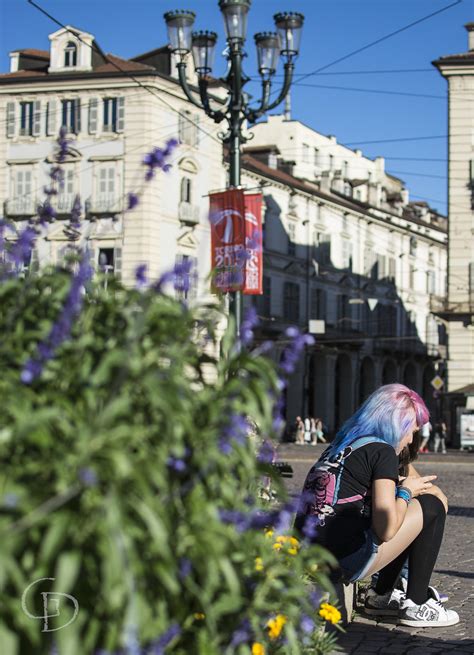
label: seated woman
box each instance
[294,384,458,627]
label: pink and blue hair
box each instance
[329,383,429,454]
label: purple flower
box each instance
[79,467,98,487]
[135,264,148,289]
[218,414,248,454]
[147,623,181,655]
[127,192,140,210]
[178,558,192,581]
[246,229,262,251]
[309,588,323,608]
[300,615,315,634]
[279,327,315,376]
[257,439,275,464]
[143,138,179,181]
[240,305,259,347]
[8,226,36,269]
[302,515,319,541]
[230,618,252,648]
[167,456,187,473]
[37,200,57,226]
[70,195,82,229]
[21,254,93,383]
[57,127,72,163]
[218,507,280,532]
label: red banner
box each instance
[209,189,263,294]
[209,189,246,293]
[243,193,263,295]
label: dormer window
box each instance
[64,41,77,67]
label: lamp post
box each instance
[164,1,304,335]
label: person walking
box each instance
[433,420,448,454]
[310,417,326,444]
[419,421,432,453]
[295,383,459,628]
[295,416,305,445]
[304,416,312,444]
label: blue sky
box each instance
[1,0,472,214]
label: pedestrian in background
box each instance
[433,420,448,454]
[419,421,432,453]
[295,416,305,445]
[304,416,312,444]
[311,417,327,444]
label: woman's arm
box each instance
[372,474,438,542]
[403,464,448,512]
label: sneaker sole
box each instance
[399,616,460,627]
[364,606,399,617]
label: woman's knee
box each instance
[426,485,448,513]
[416,492,447,523]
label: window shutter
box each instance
[114,247,122,278]
[74,98,81,133]
[116,97,125,133]
[33,100,41,136]
[88,97,98,134]
[6,102,16,138]
[46,100,57,136]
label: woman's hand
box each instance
[399,474,437,498]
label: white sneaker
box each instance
[399,591,459,627]
[364,587,405,616]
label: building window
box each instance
[287,221,296,257]
[409,264,415,289]
[10,167,34,214]
[98,247,122,279]
[313,147,320,166]
[256,275,271,317]
[314,232,331,266]
[302,143,309,163]
[20,102,34,136]
[426,270,436,295]
[180,177,192,204]
[337,294,350,330]
[342,160,348,177]
[388,257,396,282]
[96,165,116,211]
[328,154,334,170]
[179,110,199,147]
[311,287,326,319]
[64,41,77,67]
[283,281,300,322]
[61,99,81,134]
[175,253,198,300]
[103,98,118,132]
[58,168,75,213]
[341,238,353,270]
[409,236,417,257]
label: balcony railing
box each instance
[53,194,76,214]
[86,195,123,215]
[178,201,200,225]
[4,198,36,216]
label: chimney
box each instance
[332,170,344,194]
[320,170,332,193]
[466,22,474,51]
[284,91,291,121]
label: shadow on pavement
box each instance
[334,620,474,654]
[435,569,474,579]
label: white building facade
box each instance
[0,26,449,437]
[0,26,225,297]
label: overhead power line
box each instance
[291,0,464,85]
[295,83,444,100]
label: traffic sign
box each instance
[431,375,444,391]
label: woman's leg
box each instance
[363,499,423,579]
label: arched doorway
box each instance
[403,361,417,390]
[382,359,398,385]
[334,354,353,431]
[359,356,376,405]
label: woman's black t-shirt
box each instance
[294,442,399,560]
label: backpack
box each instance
[296,436,387,527]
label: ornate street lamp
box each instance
[164,1,304,335]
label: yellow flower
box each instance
[193,612,205,620]
[252,642,265,655]
[319,602,342,624]
[273,535,300,555]
[267,613,287,640]
[255,557,264,571]
[264,529,274,539]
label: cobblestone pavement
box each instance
[277,444,474,655]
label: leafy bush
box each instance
[0,134,340,655]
